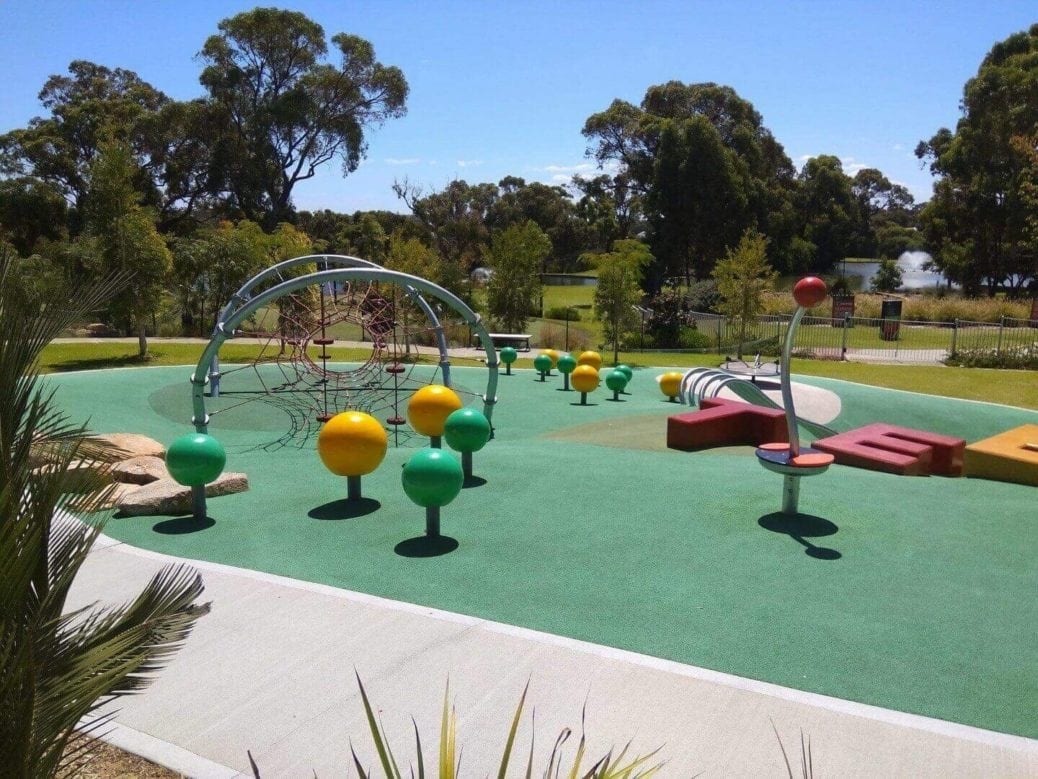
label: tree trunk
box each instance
[137,317,149,359]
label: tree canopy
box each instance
[199,8,408,227]
[916,23,1038,295]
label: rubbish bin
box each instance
[880,299,902,341]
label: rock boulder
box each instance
[92,433,166,460]
[116,472,249,517]
[112,455,169,485]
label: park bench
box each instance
[473,333,532,352]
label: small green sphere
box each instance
[557,354,577,375]
[166,433,226,487]
[401,448,464,508]
[615,364,634,382]
[443,407,491,453]
[605,370,629,393]
[499,346,518,365]
[533,353,552,373]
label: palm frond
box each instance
[0,253,207,776]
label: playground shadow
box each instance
[758,512,842,560]
[463,475,487,489]
[152,515,216,534]
[394,535,459,557]
[605,397,626,403]
[308,498,381,520]
[570,402,598,407]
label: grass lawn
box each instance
[39,341,1038,410]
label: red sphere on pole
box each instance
[792,276,828,308]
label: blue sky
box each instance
[1,1,1034,213]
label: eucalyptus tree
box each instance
[199,7,408,228]
[916,24,1038,295]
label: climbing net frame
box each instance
[190,256,499,446]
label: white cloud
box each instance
[544,162,596,174]
[385,157,420,165]
[892,143,904,151]
[457,159,483,168]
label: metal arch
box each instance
[208,254,451,393]
[191,266,499,434]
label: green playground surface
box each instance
[52,364,1038,739]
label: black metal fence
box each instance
[684,312,1038,365]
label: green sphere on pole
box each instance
[443,408,491,453]
[401,448,464,508]
[615,364,633,383]
[533,353,552,380]
[557,354,577,374]
[166,433,226,487]
[499,346,518,376]
[605,370,628,393]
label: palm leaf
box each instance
[0,253,207,776]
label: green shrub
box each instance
[545,306,581,321]
[679,328,713,350]
[946,345,1038,369]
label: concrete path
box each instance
[69,534,1038,777]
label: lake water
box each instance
[844,251,953,291]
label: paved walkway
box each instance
[69,532,1038,777]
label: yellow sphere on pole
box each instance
[317,411,388,476]
[541,349,560,367]
[407,384,463,437]
[577,350,602,370]
[658,371,684,400]
[570,364,600,394]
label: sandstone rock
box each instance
[112,455,168,485]
[116,472,249,516]
[92,433,166,460]
[89,482,144,511]
[32,459,108,494]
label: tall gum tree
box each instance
[199,8,408,228]
[916,24,1038,296]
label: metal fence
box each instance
[686,312,1038,365]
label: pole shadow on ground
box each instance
[151,515,216,534]
[394,535,459,557]
[308,498,381,520]
[758,512,842,559]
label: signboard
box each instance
[880,299,903,341]
[831,295,855,327]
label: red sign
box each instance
[831,296,855,327]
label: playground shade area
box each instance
[53,364,1038,739]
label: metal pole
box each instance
[780,308,806,458]
[426,506,440,537]
[781,474,801,515]
[950,319,958,357]
[347,475,362,501]
[997,315,1004,355]
[462,450,473,480]
[191,484,207,521]
[841,313,849,360]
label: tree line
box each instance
[1,9,1034,356]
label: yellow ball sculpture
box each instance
[570,364,600,393]
[318,411,388,476]
[658,371,684,401]
[577,350,602,370]
[542,349,560,367]
[407,384,463,437]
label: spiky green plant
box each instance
[0,250,210,776]
[345,673,665,779]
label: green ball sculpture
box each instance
[556,353,577,391]
[444,407,491,482]
[615,364,634,383]
[167,433,226,487]
[533,353,552,381]
[605,369,629,401]
[402,447,464,537]
[499,346,518,375]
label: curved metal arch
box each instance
[209,254,450,392]
[191,266,499,434]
